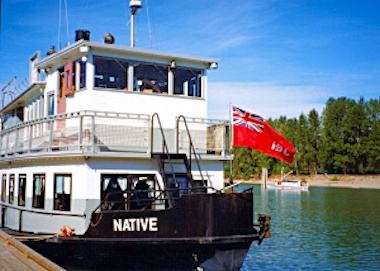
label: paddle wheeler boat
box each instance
[0,2,270,270]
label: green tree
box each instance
[294,114,309,174]
[226,97,379,178]
[307,109,321,174]
[320,97,350,173]
[340,98,369,173]
[364,98,380,173]
[231,147,256,179]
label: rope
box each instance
[221,180,244,192]
[90,212,103,228]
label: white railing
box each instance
[0,111,229,158]
[177,117,229,156]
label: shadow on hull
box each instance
[27,241,252,271]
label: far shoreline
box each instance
[231,174,380,190]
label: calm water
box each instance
[240,185,380,271]
[27,185,380,270]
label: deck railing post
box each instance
[27,125,31,152]
[0,133,2,155]
[48,120,53,152]
[15,128,19,153]
[79,116,83,151]
[91,115,95,152]
[5,130,10,155]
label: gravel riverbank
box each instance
[234,174,380,190]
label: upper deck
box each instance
[1,33,218,128]
[0,32,229,163]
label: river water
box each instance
[26,185,380,270]
[240,185,380,271]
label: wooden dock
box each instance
[0,229,64,271]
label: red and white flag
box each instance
[231,105,295,164]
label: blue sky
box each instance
[1,0,379,120]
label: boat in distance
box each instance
[0,1,270,270]
[265,170,309,191]
[267,179,309,191]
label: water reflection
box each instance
[241,185,380,271]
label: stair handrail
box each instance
[176,115,207,187]
[151,113,177,207]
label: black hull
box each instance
[24,191,270,270]
[27,240,253,271]
[86,192,257,239]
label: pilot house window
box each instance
[93,55,204,97]
[94,56,129,89]
[173,68,202,97]
[134,63,168,93]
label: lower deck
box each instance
[0,155,225,235]
[0,154,270,271]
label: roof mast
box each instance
[129,0,142,48]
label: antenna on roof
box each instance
[57,0,70,49]
[0,0,2,37]
[129,0,142,48]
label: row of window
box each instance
[53,56,203,102]
[93,56,203,97]
[1,173,72,211]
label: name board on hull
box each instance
[113,217,158,232]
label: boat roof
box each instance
[35,39,219,70]
[1,39,218,115]
[0,82,45,114]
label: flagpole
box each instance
[229,103,233,185]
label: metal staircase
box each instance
[152,152,195,188]
[151,114,207,207]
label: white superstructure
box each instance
[0,31,229,235]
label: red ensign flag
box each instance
[231,105,295,164]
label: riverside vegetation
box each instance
[225,97,380,180]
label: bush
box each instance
[330,176,339,182]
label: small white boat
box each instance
[265,170,309,191]
[267,179,309,191]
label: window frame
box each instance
[1,174,6,202]
[77,59,87,89]
[134,62,168,93]
[172,67,203,97]
[32,173,45,209]
[18,174,26,206]
[53,174,72,211]
[9,174,15,204]
[92,55,206,97]
[94,56,129,89]
[47,92,55,116]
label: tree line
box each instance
[227,97,380,179]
